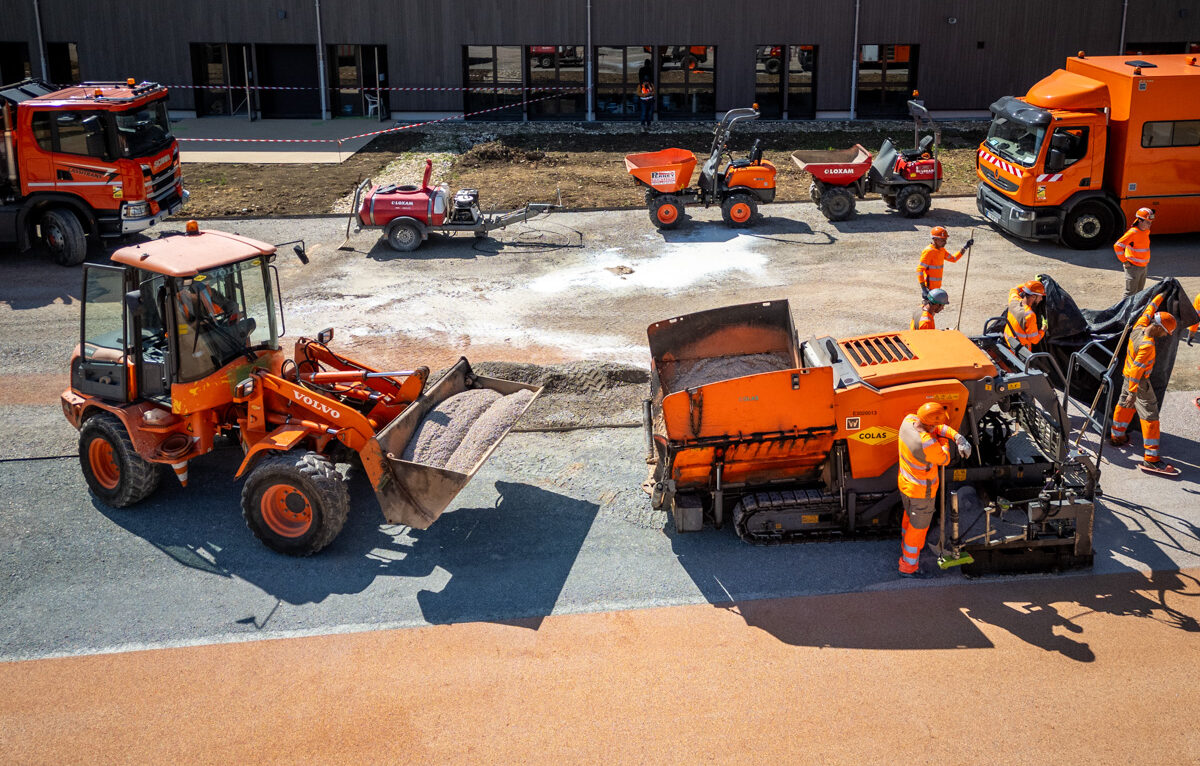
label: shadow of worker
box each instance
[415,480,599,629]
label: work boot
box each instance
[1109,434,1129,447]
[899,568,934,580]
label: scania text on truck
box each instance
[1,78,187,266]
[976,54,1200,249]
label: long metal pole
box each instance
[849,0,861,119]
[954,228,975,330]
[32,0,49,80]
[314,0,329,120]
[585,0,595,121]
[1118,0,1129,54]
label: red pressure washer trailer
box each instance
[346,159,559,253]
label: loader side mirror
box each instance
[123,290,142,315]
[293,244,308,264]
[1045,148,1066,173]
[317,327,334,345]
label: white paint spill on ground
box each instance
[529,237,769,294]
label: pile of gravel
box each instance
[401,387,535,472]
[469,361,651,431]
[669,353,790,393]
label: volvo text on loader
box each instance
[977,53,1200,249]
[61,225,539,555]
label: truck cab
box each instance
[976,54,1200,249]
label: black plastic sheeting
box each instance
[1025,275,1199,409]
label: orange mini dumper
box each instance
[625,106,776,230]
[643,300,1100,575]
[61,225,540,555]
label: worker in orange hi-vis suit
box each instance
[1187,292,1200,342]
[910,288,949,330]
[1003,279,1046,352]
[896,402,971,578]
[917,226,972,299]
[1113,207,1154,298]
[1109,293,1180,476]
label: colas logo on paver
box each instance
[851,425,897,446]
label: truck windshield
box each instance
[985,117,1046,167]
[172,258,278,382]
[114,99,172,158]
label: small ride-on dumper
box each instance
[62,223,540,555]
[793,97,943,221]
[348,159,558,253]
[625,106,776,230]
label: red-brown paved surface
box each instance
[4,569,1199,764]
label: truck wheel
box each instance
[649,195,684,230]
[1061,202,1114,250]
[808,181,824,206]
[764,58,782,75]
[896,184,932,218]
[721,194,757,228]
[681,54,699,70]
[242,451,349,556]
[40,208,87,266]
[386,220,422,252]
[538,54,554,69]
[820,187,856,221]
[79,413,161,507]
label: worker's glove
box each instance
[955,434,973,460]
[920,286,929,301]
[1041,317,1048,330]
[963,238,974,250]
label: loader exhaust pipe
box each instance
[2,103,17,186]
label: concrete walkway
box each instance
[172,116,393,164]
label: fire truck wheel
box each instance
[242,451,349,556]
[896,184,932,218]
[385,220,423,252]
[649,195,684,230]
[40,208,87,266]
[1061,201,1114,250]
[721,194,757,228]
[79,412,161,507]
[820,186,856,221]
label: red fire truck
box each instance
[1,78,187,266]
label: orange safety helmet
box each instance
[916,402,949,427]
[1135,207,1155,221]
[1154,312,1177,334]
[930,226,949,240]
[1020,279,1046,297]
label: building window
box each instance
[754,45,817,119]
[46,42,80,85]
[464,45,524,121]
[594,46,650,120]
[857,44,918,118]
[527,46,586,119]
[0,42,32,83]
[328,44,388,118]
[189,43,253,117]
[656,45,715,120]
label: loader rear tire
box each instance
[242,451,349,556]
[721,193,757,228]
[79,413,161,507]
[386,220,423,252]
[40,208,87,266]
[820,186,855,221]
[649,195,684,230]
[896,184,932,218]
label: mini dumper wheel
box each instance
[649,195,684,230]
[721,194,757,228]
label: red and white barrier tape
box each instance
[164,84,583,92]
[175,90,586,145]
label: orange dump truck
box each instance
[644,300,1098,574]
[977,53,1200,249]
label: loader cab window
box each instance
[114,99,172,158]
[171,259,278,382]
[985,117,1046,167]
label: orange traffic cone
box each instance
[171,461,189,487]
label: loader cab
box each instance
[73,230,281,403]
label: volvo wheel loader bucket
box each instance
[367,358,542,529]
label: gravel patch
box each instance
[446,389,536,473]
[670,353,791,393]
[401,388,501,467]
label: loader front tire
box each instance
[40,208,87,266]
[649,195,684,230]
[79,413,161,507]
[242,451,349,556]
[386,220,423,252]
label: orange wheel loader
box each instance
[61,224,540,556]
[643,300,1101,576]
[625,106,776,230]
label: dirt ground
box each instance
[183,127,986,217]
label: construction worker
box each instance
[1187,291,1200,345]
[1114,207,1154,298]
[1003,279,1046,352]
[897,402,972,578]
[1110,293,1179,475]
[917,226,972,299]
[910,288,949,330]
[638,79,655,129]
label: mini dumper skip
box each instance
[347,159,559,253]
[793,97,943,221]
[625,106,777,230]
